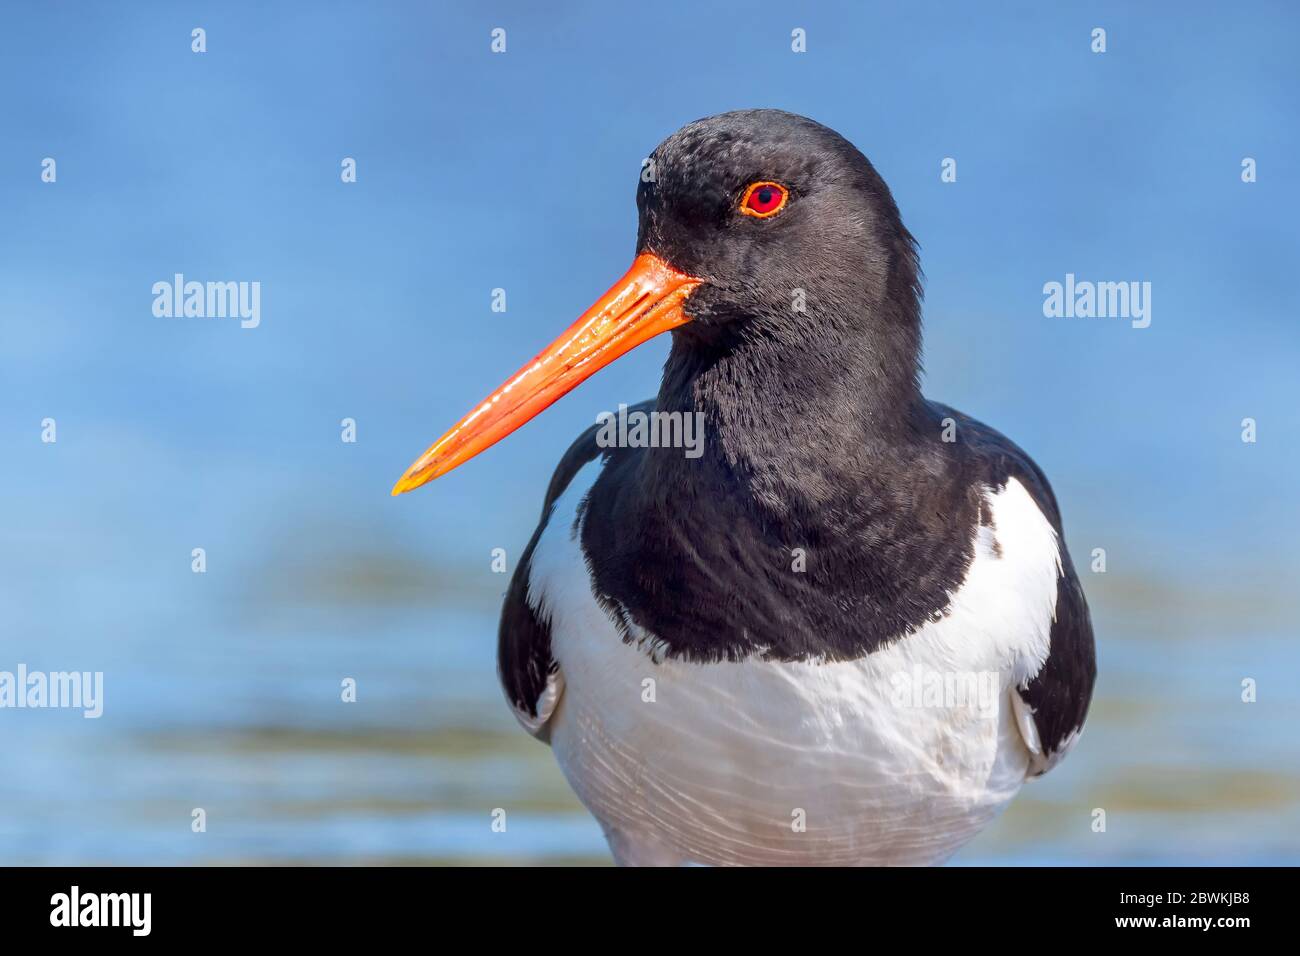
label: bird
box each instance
[392,109,1096,866]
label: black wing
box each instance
[933,402,1097,776]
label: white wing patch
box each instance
[510,669,565,741]
[513,463,609,740]
[1011,690,1043,757]
[959,477,1060,688]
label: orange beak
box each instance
[392,253,702,495]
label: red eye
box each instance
[740,181,788,218]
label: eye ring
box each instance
[740,181,789,219]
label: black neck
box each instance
[580,290,973,664]
[647,310,926,521]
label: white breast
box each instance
[526,458,1060,866]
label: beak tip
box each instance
[392,460,439,496]
[390,473,419,496]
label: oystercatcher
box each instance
[393,110,1096,866]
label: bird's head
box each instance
[393,109,921,495]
